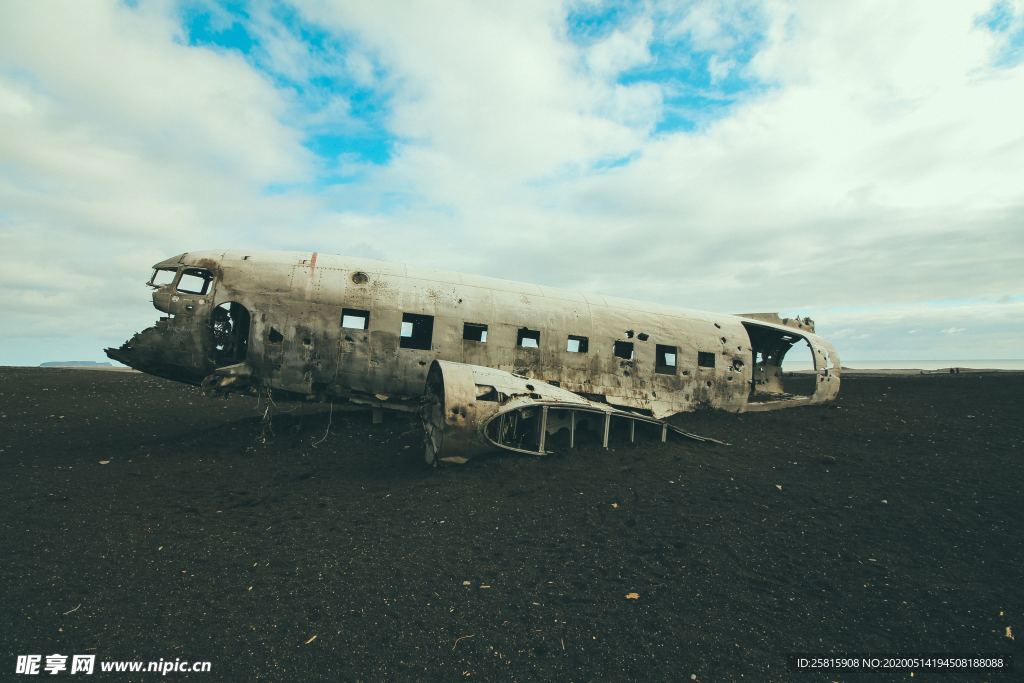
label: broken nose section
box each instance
[104,330,154,370]
[103,345,131,366]
[104,319,212,385]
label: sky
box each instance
[1,0,1022,365]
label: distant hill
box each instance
[40,361,113,368]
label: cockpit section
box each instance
[148,266,213,293]
[147,265,216,317]
[105,254,230,385]
[150,267,177,288]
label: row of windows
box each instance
[338,308,719,374]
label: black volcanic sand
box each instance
[1,368,1021,682]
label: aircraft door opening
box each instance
[212,302,250,366]
[742,321,817,402]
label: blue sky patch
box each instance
[172,0,777,182]
[977,0,1024,66]
[177,1,396,184]
[180,1,255,53]
[567,0,769,133]
[566,0,645,44]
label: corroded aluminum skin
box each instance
[421,360,727,464]
[108,249,840,458]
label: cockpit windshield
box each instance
[176,268,213,295]
[149,268,177,288]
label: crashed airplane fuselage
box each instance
[107,250,841,464]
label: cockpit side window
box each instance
[149,268,177,288]
[176,268,213,295]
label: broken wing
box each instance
[421,360,723,466]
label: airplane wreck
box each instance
[106,251,840,465]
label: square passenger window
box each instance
[613,340,635,360]
[400,313,434,350]
[566,335,588,353]
[697,351,716,368]
[176,268,213,295]
[463,322,488,343]
[341,308,370,330]
[656,344,677,374]
[517,328,540,349]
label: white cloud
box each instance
[707,55,735,83]
[344,51,377,87]
[0,0,318,361]
[534,2,1024,310]
[0,2,310,184]
[0,0,1022,364]
[812,302,1022,358]
[663,0,762,52]
[298,0,657,191]
[584,16,654,79]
